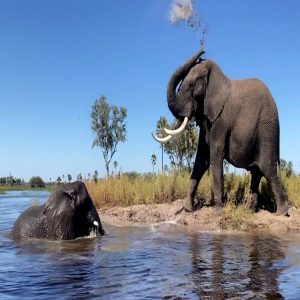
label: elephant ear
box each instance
[204,61,231,123]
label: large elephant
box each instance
[11,181,105,240]
[153,49,289,216]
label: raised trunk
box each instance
[167,49,205,118]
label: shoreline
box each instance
[99,199,300,234]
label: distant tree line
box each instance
[0,176,24,186]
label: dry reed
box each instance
[86,170,300,210]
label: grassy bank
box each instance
[0,185,57,194]
[86,171,300,210]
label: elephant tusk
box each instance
[93,221,99,227]
[164,117,189,136]
[151,133,173,144]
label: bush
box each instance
[29,176,46,188]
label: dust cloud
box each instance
[169,0,207,46]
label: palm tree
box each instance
[93,170,99,183]
[156,116,168,173]
[113,161,118,176]
[151,154,157,175]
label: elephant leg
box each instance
[210,147,224,207]
[247,168,262,212]
[210,159,224,207]
[209,121,227,207]
[269,177,289,216]
[184,136,210,212]
[260,164,289,216]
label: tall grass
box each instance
[86,171,300,210]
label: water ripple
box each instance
[1,192,300,298]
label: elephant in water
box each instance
[153,49,289,216]
[11,181,105,240]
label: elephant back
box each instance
[11,205,47,240]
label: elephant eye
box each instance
[188,81,195,89]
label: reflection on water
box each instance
[190,233,286,299]
[1,191,300,299]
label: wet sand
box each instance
[99,199,300,234]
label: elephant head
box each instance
[11,181,105,240]
[153,49,230,142]
[44,181,105,239]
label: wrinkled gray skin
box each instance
[11,181,105,240]
[167,49,288,215]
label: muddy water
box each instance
[1,191,300,299]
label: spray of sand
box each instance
[169,0,207,46]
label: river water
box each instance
[1,191,300,299]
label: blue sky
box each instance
[0,0,299,181]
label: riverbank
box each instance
[99,199,300,234]
[86,172,300,211]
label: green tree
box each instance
[280,159,294,177]
[29,176,45,188]
[113,161,118,176]
[156,116,168,173]
[93,170,99,184]
[151,154,157,175]
[77,173,82,181]
[156,117,198,170]
[57,176,62,185]
[67,174,72,182]
[91,95,127,177]
[185,122,198,172]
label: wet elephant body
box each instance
[11,181,105,240]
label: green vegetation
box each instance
[93,170,99,184]
[86,170,300,211]
[151,154,157,175]
[0,175,24,187]
[91,95,127,177]
[156,116,198,171]
[29,176,46,188]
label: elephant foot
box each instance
[183,197,194,212]
[276,201,289,217]
[213,198,223,208]
[175,197,198,215]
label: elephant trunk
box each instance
[152,49,205,145]
[167,49,205,118]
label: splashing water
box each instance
[87,227,98,238]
